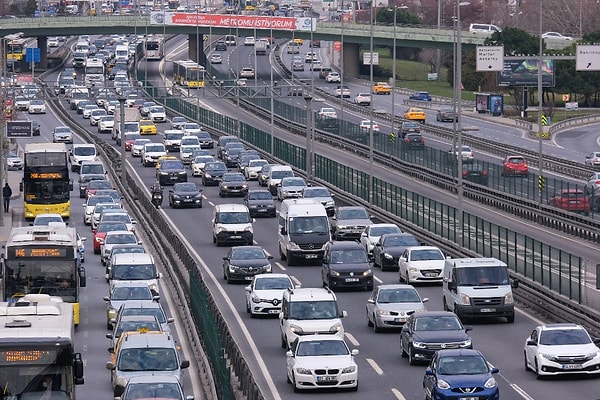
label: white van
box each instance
[442,257,518,323]
[225,35,237,46]
[70,144,98,172]
[212,204,254,246]
[279,287,347,349]
[107,253,162,295]
[278,199,330,265]
[115,44,129,62]
[469,23,502,34]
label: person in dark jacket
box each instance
[2,183,12,213]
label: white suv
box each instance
[70,144,97,172]
[141,143,167,167]
[279,287,347,349]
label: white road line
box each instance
[290,275,302,287]
[345,332,360,346]
[366,358,383,375]
[275,261,287,271]
[510,384,536,400]
[391,388,408,400]
[374,275,383,284]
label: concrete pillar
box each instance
[342,42,359,79]
[188,34,206,67]
[37,36,48,70]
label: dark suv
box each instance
[215,41,227,51]
[321,241,373,291]
[156,159,187,186]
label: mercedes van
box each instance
[278,199,330,265]
[442,257,518,323]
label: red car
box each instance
[549,189,590,215]
[85,179,113,199]
[92,222,128,254]
[124,133,142,151]
[502,155,529,176]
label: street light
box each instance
[304,93,313,180]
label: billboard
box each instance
[6,121,32,138]
[498,59,554,87]
[150,12,316,31]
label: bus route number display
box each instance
[28,172,64,179]
[0,350,57,365]
[13,248,67,258]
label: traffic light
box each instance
[538,175,545,191]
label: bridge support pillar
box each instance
[37,36,48,70]
[188,34,206,67]
[342,42,359,79]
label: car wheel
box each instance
[281,334,287,349]
[443,297,449,311]
[507,312,515,323]
[367,310,373,327]
[373,256,380,269]
[366,283,373,291]
[198,201,202,208]
[292,373,301,393]
[408,345,418,365]
[372,316,381,333]
[400,338,408,358]
[350,382,358,392]
[279,245,287,261]
[535,359,543,379]
[524,351,529,371]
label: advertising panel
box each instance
[6,121,32,138]
[150,12,316,31]
[498,59,554,87]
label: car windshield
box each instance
[98,223,128,232]
[296,340,349,356]
[455,266,510,286]
[217,211,250,224]
[162,160,184,170]
[87,196,113,206]
[115,320,161,337]
[89,181,112,189]
[106,234,137,245]
[206,163,226,172]
[164,132,183,140]
[330,249,368,264]
[283,178,305,186]
[118,348,178,371]
[288,301,338,320]
[74,147,95,157]
[103,214,130,224]
[223,174,245,182]
[175,183,197,192]
[507,157,525,164]
[304,188,330,197]
[145,145,164,152]
[125,382,182,399]
[383,235,420,247]
[111,286,152,301]
[437,356,488,375]
[539,329,592,345]
[122,308,166,324]
[230,247,266,260]
[271,170,293,179]
[33,216,63,226]
[248,191,272,200]
[254,277,292,290]
[289,216,329,234]
[415,316,462,331]
[113,264,156,280]
[377,288,420,303]
[337,208,369,220]
[409,249,444,261]
[371,226,400,236]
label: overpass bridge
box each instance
[0,15,486,77]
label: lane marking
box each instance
[510,383,536,400]
[366,358,383,375]
[345,332,360,346]
[391,388,408,400]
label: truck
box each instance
[442,257,518,323]
[113,107,141,143]
[255,39,268,55]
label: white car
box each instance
[524,323,600,378]
[5,151,23,170]
[131,138,151,157]
[244,273,294,317]
[141,143,167,167]
[286,335,359,392]
[542,32,573,40]
[359,120,380,133]
[359,223,402,256]
[354,93,371,106]
[325,72,341,83]
[191,155,215,176]
[100,230,139,266]
[98,116,115,133]
[47,37,59,47]
[318,108,337,119]
[27,99,46,114]
[366,284,428,332]
[82,104,100,119]
[236,78,248,86]
[183,122,202,136]
[148,105,167,123]
[210,53,222,64]
[53,126,74,144]
[277,176,307,201]
[240,67,255,78]
[90,109,107,126]
[335,85,351,98]
[304,52,318,62]
[244,36,256,46]
[398,246,446,284]
[245,159,269,180]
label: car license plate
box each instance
[425,272,438,277]
[459,397,477,400]
[257,209,267,212]
[245,276,253,280]
[317,376,336,382]
[480,308,496,313]
[183,199,193,202]
[345,278,359,282]
[305,254,318,259]
[230,235,241,239]
[394,317,406,322]
[562,364,583,370]
[268,309,279,314]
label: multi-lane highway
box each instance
[12,33,599,400]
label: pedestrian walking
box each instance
[3,182,12,213]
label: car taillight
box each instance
[420,138,425,143]
[482,171,488,176]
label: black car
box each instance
[436,106,458,122]
[31,120,40,136]
[215,41,227,51]
[400,311,473,365]
[372,233,421,271]
[222,245,272,283]
[168,182,202,208]
[156,160,187,186]
[401,133,425,149]
[194,131,214,149]
[244,189,276,217]
[321,241,373,291]
[400,121,420,136]
[219,172,248,197]
[202,161,227,186]
[461,163,489,186]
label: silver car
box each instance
[366,284,428,332]
[277,176,307,201]
[301,186,335,216]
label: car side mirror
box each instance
[511,279,519,289]
[286,350,293,357]
[367,298,374,304]
[424,368,433,376]
[491,367,499,374]
[464,326,473,333]
[280,227,287,235]
[340,310,348,318]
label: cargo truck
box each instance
[255,39,268,55]
[113,107,141,143]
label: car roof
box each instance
[539,323,584,330]
[328,241,366,250]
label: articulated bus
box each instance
[2,225,86,325]
[173,60,205,88]
[0,294,84,399]
[144,35,164,61]
[23,143,72,219]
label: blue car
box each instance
[409,91,432,101]
[423,349,499,400]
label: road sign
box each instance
[363,52,379,66]
[562,94,569,102]
[25,48,41,63]
[576,45,600,71]
[541,114,547,125]
[476,46,504,72]
[6,121,32,138]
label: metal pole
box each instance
[339,0,344,138]
[537,0,544,205]
[391,7,396,141]
[368,2,374,207]
[118,97,127,186]
[304,95,312,178]
[270,27,274,157]
[0,37,5,225]
[436,0,441,80]
[456,1,464,246]
[309,19,315,181]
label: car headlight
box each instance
[338,225,348,230]
[436,379,450,390]
[330,270,341,277]
[159,171,168,176]
[362,269,372,276]
[149,283,159,294]
[244,226,253,232]
[228,265,238,273]
[221,185,228,189]
[251,294,263,303]
[295,367,311,375]
[376,309,391,316]
[288,241,301,250]
[504,292,514,304]
[242,184,248,189]
[460,339,472,348]
[325,200,334,206]
[412,341,426,349]
[484,377,497,389]
[178,171,187,175]
[289,324,304,334]
[263,264,272,272]
[341,365,356,373]
[204,173,212,178]
[329,322,343,334]
[541,353,558,361]
[460,293,470,305]
[383,253,393,260]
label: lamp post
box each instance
[436,0,442,81]
[537,0,544,205]
[304,93,313,179]
[368,0,374,207]
[117,95,127,187]
[391,6,397,142]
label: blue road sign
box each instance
[26,48,41,63]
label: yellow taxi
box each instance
[155,155,178,170]
[372,82,392,95]
[404,107,427,123]
[292,38,303,45]
[139,119,157,135]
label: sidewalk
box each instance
[0,169,25,244]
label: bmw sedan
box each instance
[222,246,273,283]
[168,182,202,208]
